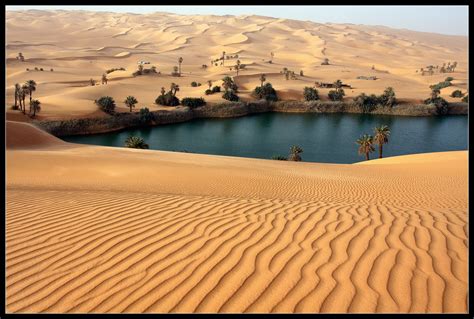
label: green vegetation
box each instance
[373,125,391,158]
[222,90,239,101]
[253,83,278,102]
[328,80,345,101]
[95,96,116,114]
[271,155,287,161]
[181,97,206,108]
[379,87,397,107]
[462,95,468,103]
[156,92,180,106]
[356,134,375,160]
[450,90,464,98]
[138,107,154,124]
[429,78,453,91]
[222,76,239,101]
[125,136,149,149]
[303,87,319,101]
[30,99,41,118]
[288,146,303,162]
[353,93,378,113]
[105,67,126,74]
[191,81,201,87]
[424,89,449,115]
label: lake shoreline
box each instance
[33,100,468,137]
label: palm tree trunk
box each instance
[23,97,26,114]
[365,153,369,161]
[14,91,18,109]
[379,144,383,158]
[29,92,32,113]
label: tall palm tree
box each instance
[21,84,28,114]
[207,80,212,90]
[170,83,180,96]
[260,74,266,87]
[288,146,303,162]
[30,99,41,118]
[14,83,20,110]
[161,87,166,96]
[124,96,138,112]
[178,57,183,75]
[222,51,226,66]
[222,76,233,92]
[125,136,149,149]
[373,125,391,158]
[25,80,37,113]
[235,60,241,76]
[356,134,375,160]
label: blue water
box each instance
[62,113,468,164]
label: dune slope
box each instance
[6,123,468,313]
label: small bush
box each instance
[462,95,468,103]
[205,89,213,95]
[26,68,29,71]
[271,155,287,160]
[353,93,378,113]
[40,68,44,71]
[253,83,278,101]
[450,90,464,98]
[191,81,199,87]
[50,68,54,72]
[445,77,454,82]
[303,87,319,101]
[424,96,449,115]
[430,81,452,91]
[222,90,239,101]
[181,97,206,108]
[212,86,221,93]
[138,107,154,124]
[34,67,39,71]
[155,92,180,106]
[95,96,116,114]
[328,89,345,101]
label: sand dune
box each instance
[5,10,468,120]
[5,122,468,313]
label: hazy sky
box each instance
[7,5,469,36]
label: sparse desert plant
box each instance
[39,68,43,71]
[90,78,96,86]
[178,57,183,75]
[303,87,319,101]
[300,70,304,76]
[253,82,278,101]
[50,68,54,72]
[124,96,138,112]
[462,95,468,103]
[260,74,266,87]
[288,146,303,162]
[205,89,213,95]
[181,97,206,108]
[102,74,108,84]
[321,58,330,65]
[34,67,39,71]
[191,81,199,87]
[451,90,464,98]
[26,68,29,71]
[125,136,149,149]
[356,134,375,160]
[373,125,390,158]
[95,96,116,114]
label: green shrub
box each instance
[191,81,199,87]
[430,81,452,91]
[353,93,379,113]
[328,89,345,101]
[125,136,149,149]
[253,83,278,101]
[271,155,287,160]
[181,97,206,108]
[303,87,319,101]
[95,96,116,114]
[445,77,454,82]
[212,86,221,93]
[379,87,397,107]
[462,95,468,103]
[222,90,239,101]
[138,107,154,124]
[450,90,464,98]
[155,92,180,106]
[424,96,449,115]
[205,89,213,95]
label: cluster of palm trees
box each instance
[13,79,41,117]
[356,125,391,160]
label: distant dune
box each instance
[5,10,468,120]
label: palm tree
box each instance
[125,136,149,149]
[235,60,241,76]
[30,99,41,118]
[138,64,144,75]
[124,96,138,112]
[25,80,37,113]
[288,146,303,162]
[222,51,226,66]
[356,134,375,160]
[260,74,266,87]
[373,125,390,158]
[431,88,440,100]
[207,80,212,90]
[178,57,183,75]
[14,83,20,110]
[102,73,108,84]
[20,84,28,114]
[161,87,166,96]
[170,83,180,96]
[222,76,234,92]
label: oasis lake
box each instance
[62,113,468,164]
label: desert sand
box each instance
[6,121,468,313]
[5,10,468,121]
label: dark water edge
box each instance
[62,112,468,164]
